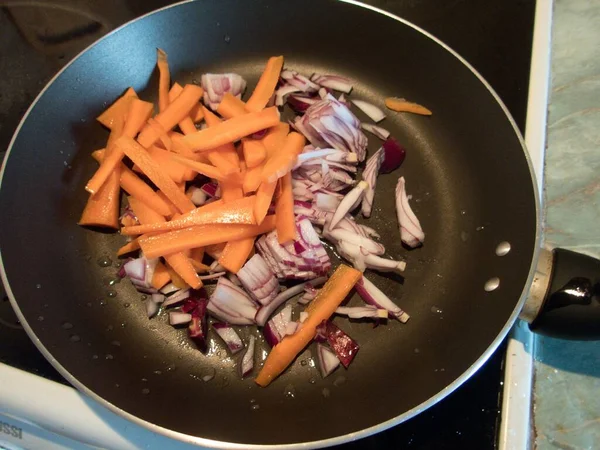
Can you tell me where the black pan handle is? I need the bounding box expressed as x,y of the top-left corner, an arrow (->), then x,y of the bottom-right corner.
521,248 -> 600,340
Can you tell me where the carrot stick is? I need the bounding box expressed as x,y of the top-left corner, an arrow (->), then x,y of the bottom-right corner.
254,180 -> 277,225
189,248 -> 210,273
242,138 -> 267,168
97,87 -> 137,129
220,179 -> 244,202
275,172 -> 297,244
202,106 -> 241,166
243,163 -> 264,194
146,146 -> 195,183
151,261 -> 171,289
116,136 -> 195,213
164,252 -> 202,289
205,243 -> 226,260
165,263 -> 188,288
157,49 -> 170,113
216,92 -> 247,119
261,122 -> 290,157
117,239 -> 141,256
181,107 -> 280,152
127,197 -> 165,225
157,191 -> 179,218
255,264 -> 362,387
139,217 -> 277,259
384,97 -> 432,116
121,196 -> 255,235
86,99 -> 153,195
169,154 -> 228,181
91,149 -> 172,217
137,84 -> 204,148
218,237 -> 256,273
261,132 -> 305,183
245,56 -> 284,112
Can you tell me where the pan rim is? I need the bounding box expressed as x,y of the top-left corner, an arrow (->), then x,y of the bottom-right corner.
0,0 -> 542,448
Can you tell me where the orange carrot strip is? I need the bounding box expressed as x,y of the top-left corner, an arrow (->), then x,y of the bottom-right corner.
220,179 -> 244,202
242,138 -> 267,168
116,136 -> 195,213
96,87 -> 137,129
157,49 -> 170,113
243,163 -> 264,194
137,84 -> 204,148
205,243 -> 226,261
190,104 -> 204,123
384,97 -> 432,116
128,197 -> 165,225
254,180 -> 277,225
218,237 -> 256,274
168,83 -> 184,101
261,132 -> 305,183
216,92 -> 247,119
190,248 -> 210,273
202,106 -> 240,166
117,239 -> 141,256
146,146 -> 195,183
151,261 -> 171,289
169,83 -> 204,124
255,264 -> 362,387
169,154 -> 229,181
121,196 -> 255,235
181,107 -> 280,152
165,263 -> 188,288
164,252 -> 202,289
261,122 -> 290,157
245,56 -> 284,112
157,191 -> 178,218
275,172 -> 297,244
139,217 -> 277,259
86,99 -> 153,195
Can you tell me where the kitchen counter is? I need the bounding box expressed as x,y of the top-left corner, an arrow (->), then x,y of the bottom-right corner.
534,0 -> 600,448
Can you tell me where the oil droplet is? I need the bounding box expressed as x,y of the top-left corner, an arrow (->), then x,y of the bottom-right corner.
414,348 -> 420,354
69,335 -> 80,342
460,210 -> 467,216
108,278 -> 121,286
284,384 -> 296,399
141,295 -> 148,301
251,404 -> 260,411
99,300 -> 107,306
111,340 -> 121,347
250,398 -> 256,403
86,302 -> 92,307
141,378 -> 148,382
62,322 -> 73,330
166,364 -> 176,372
106,325 -> 113,331
106,290 -> 117,298
300,360 -> 307,366
141,388 -> 150,395
121,322 -> 127,328
36,284 -> 42,289
97,256 -> 113,267
322,388 -> 331,398
308,377 -> 316,384
92,354 -> 99,360
153,370 -> 162,375
476,226 -> 485,232
202,368 -> 216,382
431,306 -> 443,314
333,376 -> 346,387
123,303 -> 131,308
105,354 -> 114,360
495,241 -> 511,256
224,34 -> 231,43
115,383 -> 120,388
37,316 -> 44,321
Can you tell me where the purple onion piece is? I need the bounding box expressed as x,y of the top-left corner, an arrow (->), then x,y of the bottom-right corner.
380,138 -> 407,174
188,299 -> 209,352
310,74 -> 353,94
117,264 -> 127,278
163,288 -> 191,307
317,343 -> 341,378
239,335 -> 256,378
299,312 -> 309,323
123,257 -> 145,281
151,293 -> 165,304
169,311 -> 192,326
159,282 -> 180,295
315,321 -> 359,369
328,181 -> 368,230
145,300 -> 159,319
207,277 -> 257,325
351,99 -> 386,123
263,321 -> 281,347
355,277 -> 409,323
237,254 -> 279,306
200,182 -> 219,198
335,306 -> 388,320
361,123 -> 391,140
361,148 -> 384,218
395,176 -> 425,248
201,73 -> 246,110
212,323 -> 244,355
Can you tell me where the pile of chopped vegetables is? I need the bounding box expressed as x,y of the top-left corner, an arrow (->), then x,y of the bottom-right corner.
80,51 -> 427,386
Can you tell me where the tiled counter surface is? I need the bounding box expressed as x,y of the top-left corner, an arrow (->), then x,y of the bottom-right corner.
534,0 -> 600,448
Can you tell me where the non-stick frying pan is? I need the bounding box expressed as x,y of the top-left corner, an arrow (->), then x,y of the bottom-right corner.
1,0 -> 598,448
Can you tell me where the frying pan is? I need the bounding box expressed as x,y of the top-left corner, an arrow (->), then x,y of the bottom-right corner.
1,0 -> 598,447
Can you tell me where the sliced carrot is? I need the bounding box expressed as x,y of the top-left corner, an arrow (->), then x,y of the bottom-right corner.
384,97 -> 432,116
181,107 -> 280,152
241,138 -> 267,168
116,136 -> 195,213
121,215 -> 138,228
137,84 -> 204,148
216,92 -> 247,119
245,56 -> 284,112
261,132 -> 305,183
117,239 -> 141,256
139,217 -> 276,259
121,196 -> 255,235
86,99 -> 153,195
157,191 -> 179,218
127,196 -> 165,225
254,180 -> 277,225
146,146 -> 195,183
168,154 -> 229,181
261,122 -> 290,157
164,252 -> 202,289
91,149 -> 172,217
219,237 -> 256,273
189,248 -> 210,273
165,263 -> 188,288
205,243 -> 226,261
157,49 -> 170,113
79,170 -> 120,228
96,87 -> 137,129
242,163 -> 264,194
220,178 -> 244,202
151,261 -> 171,289
197,107 -> 241,174
190,103 -> 205,123
275,172 -> 297,244
255,264 -> 362,387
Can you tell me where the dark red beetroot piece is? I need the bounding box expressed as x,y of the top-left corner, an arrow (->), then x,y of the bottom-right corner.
380,137 -> 406,173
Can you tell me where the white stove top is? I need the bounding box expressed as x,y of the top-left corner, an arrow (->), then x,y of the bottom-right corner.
0,1 -> 552,448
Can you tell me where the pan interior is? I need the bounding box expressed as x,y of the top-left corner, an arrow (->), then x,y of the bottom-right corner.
0,0 -> 537,445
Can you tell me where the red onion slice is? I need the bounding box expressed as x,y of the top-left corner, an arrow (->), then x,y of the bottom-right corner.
281,70 -> 320,93
361,123 -> 391,140
317,343 -> 341,378
187,186 -> 207,206
145,300 -> 159,318
299,311 -> 309,323
201,182 -> 219,198
335,306 -> 388,319
212,323 -> 244,355
239,336 -> 256,378
207,277 -> 258,325
159,282 -> 180,295
237,254 -> 280,306
169,311 -> 192,326
198,272 -> 226,281
315,321 -> 359,368
151,293 -> 165,304
351,99 -> 386,123
188,299 -> 209,352
355,277 -> 409,322
123,258 -> 145,281
201,73 -> 247,110
315,192 -> 341,212
275,84 -> 302,106
310,74 -> 353,94
163,288 -> 191,307
380,138 -> 407,174
364,254 -> 406,273
328,181 -> 368,230
395,176 -> 425,248
361,148 -> 384,218
325,228 -> 385,255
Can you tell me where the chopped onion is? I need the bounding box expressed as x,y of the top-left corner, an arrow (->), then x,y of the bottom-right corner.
263,321 -> 280,347
169,311 -> 192,326
355,277 -> 409,322
207,277 -> 257,325
325,228 -> 385,255
123,257 -> 145,281
212,323 -> 244,355
395,176 -> 424,248
315,320 -> 359,368
145,300 -> 159,318
255,277 -> 326,326
159,282 -> 180,295
310,74 -> 353,94
361,148 -> 384,218
315,192 -> 341,212
328,181 -> 368,230
335,306 -> 388,319
201,73 -> 246,110
237,254 -> 279,306
151,293 -> 165,304
187,186 -> 207,206
361,123 -> 390,140
351,99 -> 386,123
299,311 -> 309,323
198,271 -> 226,280
275,84 -> 302,106
188,299 -> 209,352
281,70 -> 320,92
364,254 -> 406,273
287,94 -> 319,113
239,336 -> 256,378
163,288 -> 191,307
317,343 -> 341,378
380,138 -> 407,174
